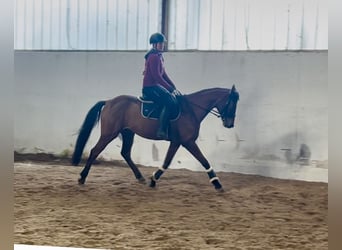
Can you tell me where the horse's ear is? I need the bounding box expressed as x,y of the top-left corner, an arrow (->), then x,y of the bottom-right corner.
231,84 -> 236,92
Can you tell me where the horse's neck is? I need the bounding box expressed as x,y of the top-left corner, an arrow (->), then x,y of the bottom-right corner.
184,88 -> 229,122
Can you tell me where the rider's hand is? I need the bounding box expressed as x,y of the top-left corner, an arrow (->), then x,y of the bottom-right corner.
172,89 -> 182,96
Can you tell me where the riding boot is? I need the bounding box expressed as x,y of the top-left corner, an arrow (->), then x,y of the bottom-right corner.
157,107 -> 169,139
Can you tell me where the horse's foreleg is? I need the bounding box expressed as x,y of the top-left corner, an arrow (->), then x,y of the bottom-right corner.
79,135 -> 114,184
150,142 -> 180,188
183,141 -> 223,191
120,129 -> 145,183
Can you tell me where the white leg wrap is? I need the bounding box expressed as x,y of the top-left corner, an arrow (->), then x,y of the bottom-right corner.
210,177 -> 219,183
158,166 -> 166,172
151,171 -> 158,182
205,167 -> 214,172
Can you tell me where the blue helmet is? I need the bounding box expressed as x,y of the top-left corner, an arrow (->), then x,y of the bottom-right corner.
149,33 -> 167,44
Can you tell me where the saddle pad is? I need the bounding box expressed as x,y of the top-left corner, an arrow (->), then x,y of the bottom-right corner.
138,97 -> 180,121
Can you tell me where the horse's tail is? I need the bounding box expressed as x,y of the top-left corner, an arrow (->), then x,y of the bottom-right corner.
71,101 -> 106,166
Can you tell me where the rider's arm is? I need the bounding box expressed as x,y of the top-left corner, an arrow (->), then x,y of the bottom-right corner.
148,54 -> 175,92
163,71 -> 176,90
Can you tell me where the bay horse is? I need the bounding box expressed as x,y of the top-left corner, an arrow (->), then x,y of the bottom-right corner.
71,85 -> 239,191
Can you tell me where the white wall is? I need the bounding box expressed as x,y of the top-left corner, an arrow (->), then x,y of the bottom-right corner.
14,51 -> 328,182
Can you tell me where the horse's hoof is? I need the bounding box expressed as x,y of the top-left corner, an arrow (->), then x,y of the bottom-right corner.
138,177 -> 146,184
78,178 -> 85,185
215,187 -> 225,193
149,177 -> 156,188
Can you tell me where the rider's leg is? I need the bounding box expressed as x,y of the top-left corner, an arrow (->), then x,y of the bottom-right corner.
142,86 -> 177,140
156,106 -> 170,139
156,89 -> 178,139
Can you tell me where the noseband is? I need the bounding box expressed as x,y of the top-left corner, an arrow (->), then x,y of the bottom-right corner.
220,92 -> 239,120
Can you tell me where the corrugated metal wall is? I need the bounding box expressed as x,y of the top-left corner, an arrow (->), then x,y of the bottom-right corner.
14,0 -> 327,50
15,0 -> 161,50
168,0 -> 328,50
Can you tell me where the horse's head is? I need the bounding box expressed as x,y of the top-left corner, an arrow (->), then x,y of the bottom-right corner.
218,85 -> 239,128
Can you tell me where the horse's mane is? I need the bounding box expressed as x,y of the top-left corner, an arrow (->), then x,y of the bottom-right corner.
184,87 -> 230,100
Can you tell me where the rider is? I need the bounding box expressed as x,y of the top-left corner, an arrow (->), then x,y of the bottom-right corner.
142,32 -> 180,139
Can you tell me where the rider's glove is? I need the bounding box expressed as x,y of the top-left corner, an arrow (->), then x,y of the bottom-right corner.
172,89 -> 182,96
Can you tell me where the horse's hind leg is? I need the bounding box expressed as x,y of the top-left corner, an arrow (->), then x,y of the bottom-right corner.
183,141 -> 223,191
120,129 -> 145,183
79,134 -> 115,184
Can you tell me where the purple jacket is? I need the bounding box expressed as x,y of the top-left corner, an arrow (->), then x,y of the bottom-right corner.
142,49 -> 176,92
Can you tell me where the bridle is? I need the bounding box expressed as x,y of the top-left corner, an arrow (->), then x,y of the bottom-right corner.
187,91 -> 239,120
220,93 -> 239,121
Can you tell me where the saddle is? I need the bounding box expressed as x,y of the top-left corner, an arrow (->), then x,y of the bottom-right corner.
138,96 -> 180,121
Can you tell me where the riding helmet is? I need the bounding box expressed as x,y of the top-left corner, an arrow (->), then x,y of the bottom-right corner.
149,33 -> 167,44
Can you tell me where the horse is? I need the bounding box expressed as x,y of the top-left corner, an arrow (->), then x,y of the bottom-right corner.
71,85 -> 239,191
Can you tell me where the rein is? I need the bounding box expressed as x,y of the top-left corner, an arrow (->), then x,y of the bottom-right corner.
180,88 -> 238,119
186,99 -> 221,118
